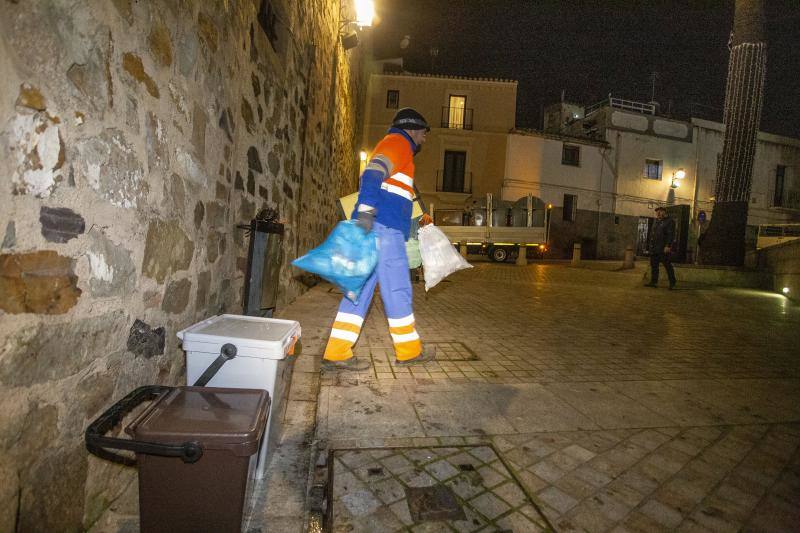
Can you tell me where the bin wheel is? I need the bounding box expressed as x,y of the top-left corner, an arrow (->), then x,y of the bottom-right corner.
490,247 -> 509,262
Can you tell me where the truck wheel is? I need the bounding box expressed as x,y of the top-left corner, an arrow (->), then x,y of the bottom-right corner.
490,247 -> 508,262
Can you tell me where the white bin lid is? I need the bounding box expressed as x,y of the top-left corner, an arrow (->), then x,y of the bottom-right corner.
177,314 -> 301,360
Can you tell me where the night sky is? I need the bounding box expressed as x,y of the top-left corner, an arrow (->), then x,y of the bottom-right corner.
370,1 -> 800,138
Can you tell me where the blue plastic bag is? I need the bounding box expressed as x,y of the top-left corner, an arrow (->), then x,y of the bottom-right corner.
292,220 -> 378,303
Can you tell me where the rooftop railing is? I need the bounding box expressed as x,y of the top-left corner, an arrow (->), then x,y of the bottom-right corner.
584,95 -> 657,117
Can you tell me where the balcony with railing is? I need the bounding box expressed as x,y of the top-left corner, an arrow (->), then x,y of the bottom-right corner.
435,170 -> 473,194
440,106 -> 474,130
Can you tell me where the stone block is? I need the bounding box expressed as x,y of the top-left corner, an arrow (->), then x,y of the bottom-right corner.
161,278 -> 191,313
0,251 -> 81,314
39,206 -> 85,243
66,32 -> 113,113
126,318 -> 165,358
87,228 -> 136,297
197,12 -> 219,52
0,311 -> 126,387
110,0 -> 133,24
247,146 -> 263,172
148,20 -> 173,67
7,112 -> 65,198
218,108 -> 234,143
141,219 -> 194,282
122,52 -> 159,98
268,149 -> 280,175
242,98 -> 255,134
76,129 -> 145,208
177,26 -> 199,77
17,443 -> 87,532
16,83 -> 46,111
194,201 -> 205,229
205,202 -> 227,228
247,170 -> 255,195
2,222 -> 15,249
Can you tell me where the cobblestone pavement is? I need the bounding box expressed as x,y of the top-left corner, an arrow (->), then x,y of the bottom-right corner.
276,262 -> 800,533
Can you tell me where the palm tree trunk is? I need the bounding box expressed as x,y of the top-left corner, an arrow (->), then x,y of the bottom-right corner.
698,0 -> 766,266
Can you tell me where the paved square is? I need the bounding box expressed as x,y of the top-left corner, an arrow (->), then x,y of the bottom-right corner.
298,262 -> 800,532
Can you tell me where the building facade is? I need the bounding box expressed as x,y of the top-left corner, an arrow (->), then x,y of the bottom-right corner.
505,98 -> 800,259
361,70 -> 800,260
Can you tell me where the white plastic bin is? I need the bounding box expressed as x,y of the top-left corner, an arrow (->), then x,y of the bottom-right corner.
177,314 -> 301,479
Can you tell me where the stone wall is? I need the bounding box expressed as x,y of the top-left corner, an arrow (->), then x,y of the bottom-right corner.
0,0 -> 366,530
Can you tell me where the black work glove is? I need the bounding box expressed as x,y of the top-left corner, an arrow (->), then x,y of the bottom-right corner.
356,210 -> 375,232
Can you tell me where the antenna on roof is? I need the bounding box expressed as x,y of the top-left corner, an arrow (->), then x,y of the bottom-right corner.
429,46 -> 439,71
649,72 -> 660,105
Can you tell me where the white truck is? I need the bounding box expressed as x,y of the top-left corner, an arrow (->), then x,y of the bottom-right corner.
435,194 -> 551,262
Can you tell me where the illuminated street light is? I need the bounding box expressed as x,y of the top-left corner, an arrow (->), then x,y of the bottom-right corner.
359,150 -> 368,162
670,168 -> 686,189
783,287 -> 790,294
354,0 -> 375,27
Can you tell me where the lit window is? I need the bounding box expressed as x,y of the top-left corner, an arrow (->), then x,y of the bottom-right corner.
562,144 -> 580,166
644,159 -> 662,180
448,95 -> 466,129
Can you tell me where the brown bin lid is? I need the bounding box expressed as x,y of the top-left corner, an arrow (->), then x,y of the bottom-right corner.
126,386 -> 270,456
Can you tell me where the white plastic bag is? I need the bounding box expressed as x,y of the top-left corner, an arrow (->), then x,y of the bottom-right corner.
418,224 -> 472,291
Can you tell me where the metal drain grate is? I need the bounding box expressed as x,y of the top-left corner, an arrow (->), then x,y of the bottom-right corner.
327,444 -> 549,532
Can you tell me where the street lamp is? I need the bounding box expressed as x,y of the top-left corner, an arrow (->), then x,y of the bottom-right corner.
670,168 -> 686,189
340,0 -> 375,50
354,0 -> 375,28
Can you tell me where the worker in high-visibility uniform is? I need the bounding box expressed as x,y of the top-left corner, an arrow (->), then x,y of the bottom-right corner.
323,108 -> 435,370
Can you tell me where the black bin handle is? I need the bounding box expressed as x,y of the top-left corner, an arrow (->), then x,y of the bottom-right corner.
85,385 -> 203,466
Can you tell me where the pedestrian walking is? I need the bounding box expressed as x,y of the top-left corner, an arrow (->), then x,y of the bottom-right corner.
645,206 -> 677,289
322,108 -> 435,370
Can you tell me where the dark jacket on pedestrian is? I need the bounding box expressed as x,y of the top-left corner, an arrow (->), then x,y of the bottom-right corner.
649,217 -> 675,252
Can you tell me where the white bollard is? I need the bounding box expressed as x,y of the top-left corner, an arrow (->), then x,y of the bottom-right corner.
516,245 -> 527,266
623,246 -> 635,269
571,243 -> 581,266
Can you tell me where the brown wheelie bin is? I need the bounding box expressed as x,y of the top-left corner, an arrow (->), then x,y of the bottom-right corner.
86,385 -> 270,533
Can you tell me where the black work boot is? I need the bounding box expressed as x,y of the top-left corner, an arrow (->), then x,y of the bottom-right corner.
394,346 -> 436,366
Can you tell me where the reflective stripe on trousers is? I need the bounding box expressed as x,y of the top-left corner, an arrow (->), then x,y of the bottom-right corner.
323,222 -> 422,361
